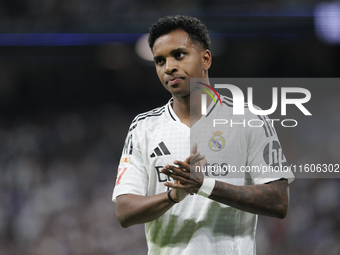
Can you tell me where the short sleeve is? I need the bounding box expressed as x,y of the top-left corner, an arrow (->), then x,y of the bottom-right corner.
112,124 -> 148,202
246,114 -> 295,185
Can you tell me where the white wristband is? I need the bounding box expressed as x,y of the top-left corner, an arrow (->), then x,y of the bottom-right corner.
197,178 -> 216,198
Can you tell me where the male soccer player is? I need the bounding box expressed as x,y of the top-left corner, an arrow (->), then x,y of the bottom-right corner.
113,15 -> 294,254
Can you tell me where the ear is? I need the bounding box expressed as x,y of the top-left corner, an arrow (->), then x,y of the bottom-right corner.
202,49 -> 212,70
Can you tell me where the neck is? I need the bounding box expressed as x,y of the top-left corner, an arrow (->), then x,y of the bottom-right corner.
172,87 -> 212,127
172,95 -> 190,126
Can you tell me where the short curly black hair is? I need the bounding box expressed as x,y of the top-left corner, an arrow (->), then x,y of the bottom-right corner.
148,15 -> 211,51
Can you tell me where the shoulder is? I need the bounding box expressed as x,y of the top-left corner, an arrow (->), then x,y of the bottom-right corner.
219,94 -> 254,111
218,94 -> 251,116
219,94 -> 234,109
220,94 -> 263,118
128,105 -> 167,133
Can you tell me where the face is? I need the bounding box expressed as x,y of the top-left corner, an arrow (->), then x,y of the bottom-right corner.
152,30 -> 211,98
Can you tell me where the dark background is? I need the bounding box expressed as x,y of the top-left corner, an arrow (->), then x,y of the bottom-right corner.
0,1 -> 340,254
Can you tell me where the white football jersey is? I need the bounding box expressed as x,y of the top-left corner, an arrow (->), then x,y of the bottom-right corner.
113,97 -> 294,255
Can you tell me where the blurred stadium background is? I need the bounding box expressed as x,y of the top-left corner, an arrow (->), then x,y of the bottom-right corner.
0,0 -> 340,254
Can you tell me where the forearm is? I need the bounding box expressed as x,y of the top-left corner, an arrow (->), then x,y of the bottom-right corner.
116,192 -> 175,228
208,179 -> 289,218
161,159 -> 289,219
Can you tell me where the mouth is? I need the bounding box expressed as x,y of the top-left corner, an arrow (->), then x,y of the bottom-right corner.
167,77 -> 183,86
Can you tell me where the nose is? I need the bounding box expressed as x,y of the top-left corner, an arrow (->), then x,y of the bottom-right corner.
165,58 -> 177,75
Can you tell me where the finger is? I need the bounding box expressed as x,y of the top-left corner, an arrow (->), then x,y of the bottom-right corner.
165,164 -> 187,175
174,160 -> 191,172
175,160 -> 205,179
191,143 -> 198,155
161,169 -> 190,184
184,152 -> 199,164
184,156 -> 190,164
184,144 -> 198,163
192,159 -> 207,178
172,161 -> 191,173
162,166 -> 189,179
190,153 -> 205,165
200,158 -> 207,167
189,152 -> 200,162
174,163 -> 192,175
184,151 -> 204,164
164,181 -> 186,189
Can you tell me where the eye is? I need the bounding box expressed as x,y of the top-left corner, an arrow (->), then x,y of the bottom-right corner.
155,58 -> 165,65
175,52 -> 185,59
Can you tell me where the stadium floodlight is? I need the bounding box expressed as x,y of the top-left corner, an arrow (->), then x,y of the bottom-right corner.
315,2 -> 340,44
135,33 -> 154,62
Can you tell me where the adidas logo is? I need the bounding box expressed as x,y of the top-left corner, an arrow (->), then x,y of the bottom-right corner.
150,142 -> 171,158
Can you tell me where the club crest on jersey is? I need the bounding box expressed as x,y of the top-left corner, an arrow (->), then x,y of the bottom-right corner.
208,130 -> 225,151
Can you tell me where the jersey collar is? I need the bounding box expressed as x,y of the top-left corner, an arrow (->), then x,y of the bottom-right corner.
166,95 -> 221,122
166,98 -> 180,122
204,93 -> 222,118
